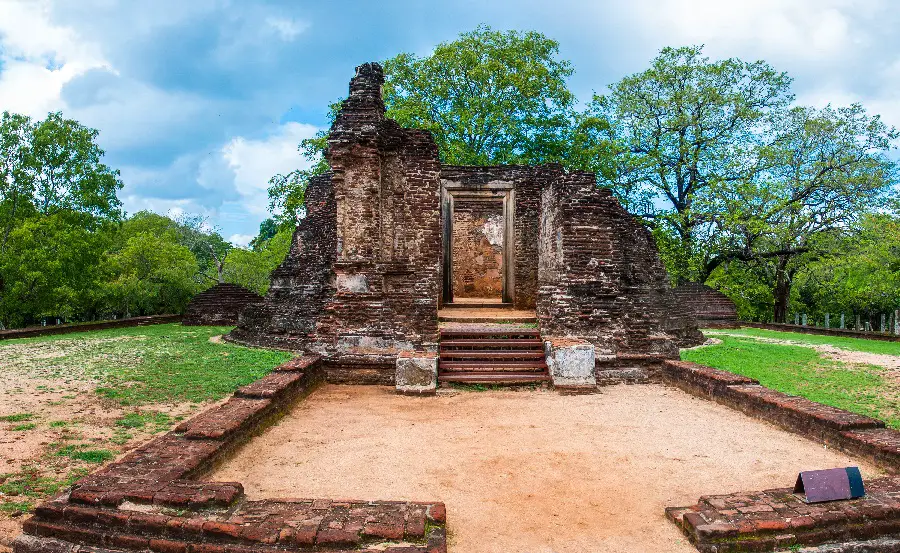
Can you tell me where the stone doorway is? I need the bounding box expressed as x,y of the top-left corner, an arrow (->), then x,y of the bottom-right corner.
441,186 -> 514,305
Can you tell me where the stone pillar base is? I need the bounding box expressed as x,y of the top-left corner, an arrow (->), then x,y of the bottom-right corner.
544,338 -> 596,390
395,352 -> 438,395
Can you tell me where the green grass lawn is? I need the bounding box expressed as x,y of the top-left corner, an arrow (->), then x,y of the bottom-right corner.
0,324 -> 292,515
1,323 -> 292,405
684,331 -> 899,429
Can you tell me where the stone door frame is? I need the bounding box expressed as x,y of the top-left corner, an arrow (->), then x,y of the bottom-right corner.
441,181 -> 515,305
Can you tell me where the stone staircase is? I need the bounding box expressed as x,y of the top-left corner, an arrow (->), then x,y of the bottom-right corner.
438,325 -> 550,385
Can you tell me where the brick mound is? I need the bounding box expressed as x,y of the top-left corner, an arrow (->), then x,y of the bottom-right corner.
14,356 -> 447,553
182,284 -> 263,326
666,477 -> 900,552
673,283 -> 739,328
663,359 -> 900,551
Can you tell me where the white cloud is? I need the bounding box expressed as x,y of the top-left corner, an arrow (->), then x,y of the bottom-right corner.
265,17 -> 309,41
228,233 -> 255,247
221,122 -> 320,216
0,0 -> 109,117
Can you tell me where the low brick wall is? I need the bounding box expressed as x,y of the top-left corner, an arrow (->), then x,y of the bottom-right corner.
0,315 -> 182,341
663,359 -> 900,552
666,476 -> 900,553
14,355 -> 447,553
742,322 -> 900,342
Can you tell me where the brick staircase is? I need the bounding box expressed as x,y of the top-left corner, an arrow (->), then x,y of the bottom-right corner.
438,325 -> 550,385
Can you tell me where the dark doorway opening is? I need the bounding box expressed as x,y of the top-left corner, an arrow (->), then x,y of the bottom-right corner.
441,186 -> 514,306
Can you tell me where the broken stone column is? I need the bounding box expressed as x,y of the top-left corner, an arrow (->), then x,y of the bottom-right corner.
395,352 -> 438,395
544,338 -> 596,389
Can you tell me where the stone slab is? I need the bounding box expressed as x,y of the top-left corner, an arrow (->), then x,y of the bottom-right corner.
544,338 -> 596,388
395,352 -> 438,395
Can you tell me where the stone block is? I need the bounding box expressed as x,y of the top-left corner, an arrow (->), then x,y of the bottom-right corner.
544,338 -> 596,388
395,352 -> 437,395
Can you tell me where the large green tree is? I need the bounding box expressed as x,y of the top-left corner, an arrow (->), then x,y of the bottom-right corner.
383,24 -> 575,165
579,45 -> 793,283
706,104 -> 897,321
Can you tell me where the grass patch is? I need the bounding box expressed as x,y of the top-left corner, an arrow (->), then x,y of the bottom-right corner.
54,444 -> 115,463
708,327 -> 900,356
1,324 -> 292,405
684,335 -> 899,428
11,423 -> 37,431
0,466 -> 89,514
116,411 -> 172,432
0,413 -> 33,422
49,420 -> 69,428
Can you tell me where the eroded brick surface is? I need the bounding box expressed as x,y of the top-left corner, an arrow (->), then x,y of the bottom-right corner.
725,385 -> 884,432
229,61 -> 704,382
673,283 -> 739,328
182,284 -> 262,326
174,398 -> 273,440
666,476 -> 900,553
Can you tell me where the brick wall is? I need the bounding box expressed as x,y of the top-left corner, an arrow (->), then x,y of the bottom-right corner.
230,63 -> 442,383
537,173 -> 704,358
231,62 -> 703,381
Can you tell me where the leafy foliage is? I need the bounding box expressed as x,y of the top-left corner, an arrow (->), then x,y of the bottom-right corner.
383,24 -> 575,165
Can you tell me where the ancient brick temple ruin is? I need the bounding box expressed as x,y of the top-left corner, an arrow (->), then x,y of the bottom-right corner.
229,62 -> 703,390
673,282 -> 739,329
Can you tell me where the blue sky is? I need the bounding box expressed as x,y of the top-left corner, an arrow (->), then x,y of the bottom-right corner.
1,0 -> 898,245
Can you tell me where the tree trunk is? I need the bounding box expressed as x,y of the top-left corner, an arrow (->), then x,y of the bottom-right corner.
772,257 -> 791,323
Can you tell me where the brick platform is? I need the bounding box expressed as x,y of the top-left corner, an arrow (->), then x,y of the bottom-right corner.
666,476 -> 900,552
663,359 -> 900,551
14,356 -> 447,553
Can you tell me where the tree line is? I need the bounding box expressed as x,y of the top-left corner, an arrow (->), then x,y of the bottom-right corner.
270,25 -> 899,324
0,111 -> 290,328
1,26 -> 897,328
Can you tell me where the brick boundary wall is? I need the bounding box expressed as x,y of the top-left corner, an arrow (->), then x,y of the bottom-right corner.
742,322 -> 900,342
662,359 -> 900,552
13,355 -> 447,553
0,315 -> 183,341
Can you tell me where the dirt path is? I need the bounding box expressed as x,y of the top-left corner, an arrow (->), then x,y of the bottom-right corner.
710,332 -> 900,372
212,384 -> 880,553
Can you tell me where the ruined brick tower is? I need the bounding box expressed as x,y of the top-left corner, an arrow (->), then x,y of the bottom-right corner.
229,62 -> 702,385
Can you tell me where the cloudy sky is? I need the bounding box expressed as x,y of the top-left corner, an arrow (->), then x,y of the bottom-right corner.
1,0 -> 898,246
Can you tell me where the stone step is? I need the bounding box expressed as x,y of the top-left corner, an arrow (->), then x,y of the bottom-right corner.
439,339 -> 544,349
438,371 -> 551,384
440,350 -> 545,359
440,328 -> 540,338
439,360 -> 548,371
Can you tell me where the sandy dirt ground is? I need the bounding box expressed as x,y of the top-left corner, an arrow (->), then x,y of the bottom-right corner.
0,336 -> 198,551
212,384 -> 880,553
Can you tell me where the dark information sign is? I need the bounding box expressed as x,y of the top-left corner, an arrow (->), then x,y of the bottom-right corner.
794,467 -> 865,503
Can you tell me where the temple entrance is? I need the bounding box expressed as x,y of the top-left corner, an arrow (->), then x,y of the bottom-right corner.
441,185 -> 514,305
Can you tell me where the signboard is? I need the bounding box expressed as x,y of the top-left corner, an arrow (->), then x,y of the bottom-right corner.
794,467 -> 865,503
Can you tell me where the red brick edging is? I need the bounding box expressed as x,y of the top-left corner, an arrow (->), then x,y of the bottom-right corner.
14,355 -> 447,553
742,322 -> 900,342
662,360 -> 900,551
0,315 -> 183,341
